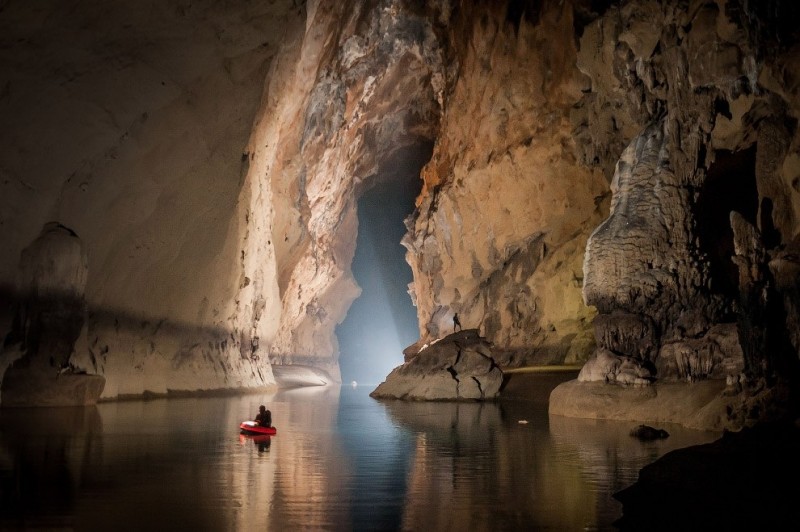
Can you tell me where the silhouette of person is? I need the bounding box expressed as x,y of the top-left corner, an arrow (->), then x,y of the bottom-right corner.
255,405 -> 272,427
453,313 -> 462,332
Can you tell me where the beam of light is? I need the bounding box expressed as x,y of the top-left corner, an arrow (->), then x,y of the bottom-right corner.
336,170 -> 421,386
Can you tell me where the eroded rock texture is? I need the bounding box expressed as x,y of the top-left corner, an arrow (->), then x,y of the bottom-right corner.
237,0 -> 445,380
371,329 -> 503,400
404,1 -> 608,367
1,0 -> 799,412
573,0 -> 800,426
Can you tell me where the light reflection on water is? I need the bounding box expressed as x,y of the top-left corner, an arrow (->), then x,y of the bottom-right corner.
0,374 -> 720,531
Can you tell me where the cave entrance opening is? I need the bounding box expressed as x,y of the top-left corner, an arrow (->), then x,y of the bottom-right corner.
695,145 -> 758,300
336,143 -> 431,385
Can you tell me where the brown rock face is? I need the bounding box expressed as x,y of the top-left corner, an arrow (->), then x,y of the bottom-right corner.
1,0 -> 798,413
371,329 -> 503,401
404,1 -> 607,366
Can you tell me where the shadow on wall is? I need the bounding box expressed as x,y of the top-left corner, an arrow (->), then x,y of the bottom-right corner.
0,285 -> 252,374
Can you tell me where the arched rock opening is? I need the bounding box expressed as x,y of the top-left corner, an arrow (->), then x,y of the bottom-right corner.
337,142 -> 431,384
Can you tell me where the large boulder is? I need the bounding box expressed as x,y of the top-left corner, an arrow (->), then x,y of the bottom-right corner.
370,330 -> 503,401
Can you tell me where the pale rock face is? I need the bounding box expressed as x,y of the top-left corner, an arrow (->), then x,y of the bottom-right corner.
0,0 -> 300,397
5,222 -> 89,369
237,0 -> 445,380
1,223 -> 106,405
577,348 -> 653,386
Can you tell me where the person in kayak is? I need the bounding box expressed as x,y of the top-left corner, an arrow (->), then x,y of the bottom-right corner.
255,405 -> 272,427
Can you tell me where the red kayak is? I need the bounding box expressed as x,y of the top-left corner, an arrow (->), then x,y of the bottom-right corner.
240,421 -> 277,435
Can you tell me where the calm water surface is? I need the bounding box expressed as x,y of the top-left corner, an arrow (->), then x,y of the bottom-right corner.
0,373 -> 720,531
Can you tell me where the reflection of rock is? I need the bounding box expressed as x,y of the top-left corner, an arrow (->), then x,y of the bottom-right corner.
548,414 -> 718,474
546,412 -> 720,522
370,330 -> 503,400
549,378 -> 738,431
1,223 -> 104,406
0,406 -> 102,525
0,404 -> 102,437
380,398 -> 501,450
629,424 -> 668,440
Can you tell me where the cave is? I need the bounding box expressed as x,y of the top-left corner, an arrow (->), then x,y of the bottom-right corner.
337,143 -> 429,385
1,0 -> 800,527
695,146 -> 759,300
0,0 -> 796,414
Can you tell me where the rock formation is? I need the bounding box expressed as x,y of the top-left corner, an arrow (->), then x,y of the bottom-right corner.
629,424 -> 669,440
370,329 -> 503,401
403,1 -> 607,367
0,0 -> 798,423
0,0 -> 297,399
1,223 -> 105,406
552,0 -> 800,429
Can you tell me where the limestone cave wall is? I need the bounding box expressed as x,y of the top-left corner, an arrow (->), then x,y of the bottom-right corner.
0,0 -> 304,398
404,1 -> 609,365
1,0 -> 799,401
577,0 -> 800,392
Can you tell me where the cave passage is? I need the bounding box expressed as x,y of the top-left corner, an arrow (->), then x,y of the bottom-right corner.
336,151 -> 426,385
695,145 -> 758,299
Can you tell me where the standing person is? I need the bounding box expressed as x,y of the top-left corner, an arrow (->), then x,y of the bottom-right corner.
453,313 -> 462,332
255,405 -> 272,427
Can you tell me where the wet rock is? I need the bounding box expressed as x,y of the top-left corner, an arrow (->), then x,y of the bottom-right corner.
614,423 -> 800,531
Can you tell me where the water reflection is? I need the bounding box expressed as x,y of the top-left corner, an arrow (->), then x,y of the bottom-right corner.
378,391 -> 720,531
0,377 -> 721,531
239,433 -> 272,452
0,407 -> 102,529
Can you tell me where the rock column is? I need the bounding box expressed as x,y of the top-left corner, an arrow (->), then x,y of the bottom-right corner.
1,222 -> 104,406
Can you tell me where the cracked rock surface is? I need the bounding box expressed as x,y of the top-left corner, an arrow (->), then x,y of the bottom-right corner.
370,329 -> 503,401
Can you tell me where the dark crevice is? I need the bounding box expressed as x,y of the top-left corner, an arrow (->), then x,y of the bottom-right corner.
472,375 -> 484,398
446,365 -> 458,381
695,146 -> 758,299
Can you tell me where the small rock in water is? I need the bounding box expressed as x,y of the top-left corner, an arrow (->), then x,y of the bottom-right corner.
630,424 -> 669,440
